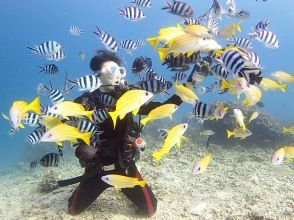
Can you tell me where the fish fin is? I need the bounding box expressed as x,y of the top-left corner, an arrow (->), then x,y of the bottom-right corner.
25,97 -> 41,114
119,113 -> 126,120
157,48 -> 168,62
226,130 -> 233,139
80,132 -> 92,146
152,151 -> 164,161
139,179 -> 147,187
146,37 -> 158,48
237,94 -> 240,100
84,110 -> 94,122
132,108 -> 140,116
114,187 -> 121,192
187,51 -> 195,57
220,79 -> 229,91
108,111 -> 117,129
1,113 -> 9,120
19,123 -> 25,128
140,117 -> 149,126
161,1 -> 171,10
56,142 -> 63,147
176,140 -> 181,148
280,84 -> 287,92
169,114 -> 173,120
181,136 -> 190,143
117,7 -> 124,16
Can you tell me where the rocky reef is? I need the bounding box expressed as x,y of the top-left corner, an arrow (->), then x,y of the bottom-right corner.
37,170 -> 59,193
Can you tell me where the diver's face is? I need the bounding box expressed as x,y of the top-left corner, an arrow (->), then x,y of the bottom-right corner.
97,61 -> 126,91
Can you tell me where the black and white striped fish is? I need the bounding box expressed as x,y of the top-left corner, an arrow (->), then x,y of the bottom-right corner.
162,0 -> 193,18
132,56 -> 152,74
255,19 -> 270,30
187,63 -> 211,86
140,67 -> 158,82
93,27 -> 119,53
192,101 -> 212,123
228,36 -> 252,49
30,160 -> 38,169
23,112 -> 40,127
183,18 -> 202,25
27,41 -> 61,57
44,82 -> 64,105
47,50 -> 66,61
36,83 -> 48,95
246,50 -> 261,68
39,64 -> 59,75
69,25 -> 85,36
131,0 -> 152,8
228,9 -> 250,20
172,72 -> 187,82
218,50 -> 245,75
41,105 -> 63,119
77,119 -> 96,133
39,153 -> 60,167
207,13 -> 219,35
249,29 -> 279,49
137,79 -> 168,94
96,93 -> 116,108
26,127 -> 45,144
135,39 -> 145,47
67,74 -> 102,93
119,40 -> 138,53
211,64 -> 229,79
162,52 -> 199,70
93,108 -> 109,123
117,7 -> 146,21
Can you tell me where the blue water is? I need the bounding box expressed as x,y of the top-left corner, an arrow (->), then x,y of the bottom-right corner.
0,0 -> 293,167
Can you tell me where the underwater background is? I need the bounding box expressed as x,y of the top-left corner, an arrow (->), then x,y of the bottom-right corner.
0,0 -> 293,219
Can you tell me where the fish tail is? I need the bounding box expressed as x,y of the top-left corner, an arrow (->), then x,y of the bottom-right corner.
146,37 -> 158,48
161,1 -> 171,10
152,151 -> 164,161
93,26 -> 102,37
108,111 -> 118,129
220,79 -> 229,91
26,97 -> 41,114
140,117 -> 149,126
226,130 -> 233,139
139,179 -> 147,187
280,84 -> 287,92
38,66 -> 45,73
157,48 -> 168,62
84,110 -> 94,122
27,46 -> 38,55
117,7 -> 124,16
282,127 -> 288,133
80,132 -> 92,146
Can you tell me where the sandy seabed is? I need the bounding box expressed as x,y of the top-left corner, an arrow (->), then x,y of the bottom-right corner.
0,143 -> 293,220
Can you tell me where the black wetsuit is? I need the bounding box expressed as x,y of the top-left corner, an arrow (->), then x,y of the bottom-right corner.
68,85 -> 182,216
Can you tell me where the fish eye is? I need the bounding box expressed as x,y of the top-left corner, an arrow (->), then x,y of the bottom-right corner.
145,92 -> 149,96
54,107 -> 58,110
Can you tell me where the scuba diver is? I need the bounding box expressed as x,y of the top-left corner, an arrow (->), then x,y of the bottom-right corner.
58,50 -> 183,216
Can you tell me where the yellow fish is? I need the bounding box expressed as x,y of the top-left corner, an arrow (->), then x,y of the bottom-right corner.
227,128 -> 252,140
101,174 -> 146,190
271,71 -> 294,84
283,126 -> 294,135
218,21 -> 243,40
220,78 -> 249,99
40,123 -> 92,146
192,154 -> 212,174
157,34 -> 221,62
48,101 -> 94,122
242,85 -> 262,107
152,123 -> 188,161
108,90 -> 153,128
3,97 -> 41,130
272,146 -> 294,165
233,109 -> 246,131
147,26 -> 185,48
260,77 -> 287,92
174,81 -> 199,104
248,111 -> 259,123
39,115 -> 62,130
140,104 -> 179,126
180,24 -> 212,38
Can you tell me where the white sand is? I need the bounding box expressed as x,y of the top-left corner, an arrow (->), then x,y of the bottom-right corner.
0,143 -> 293,220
